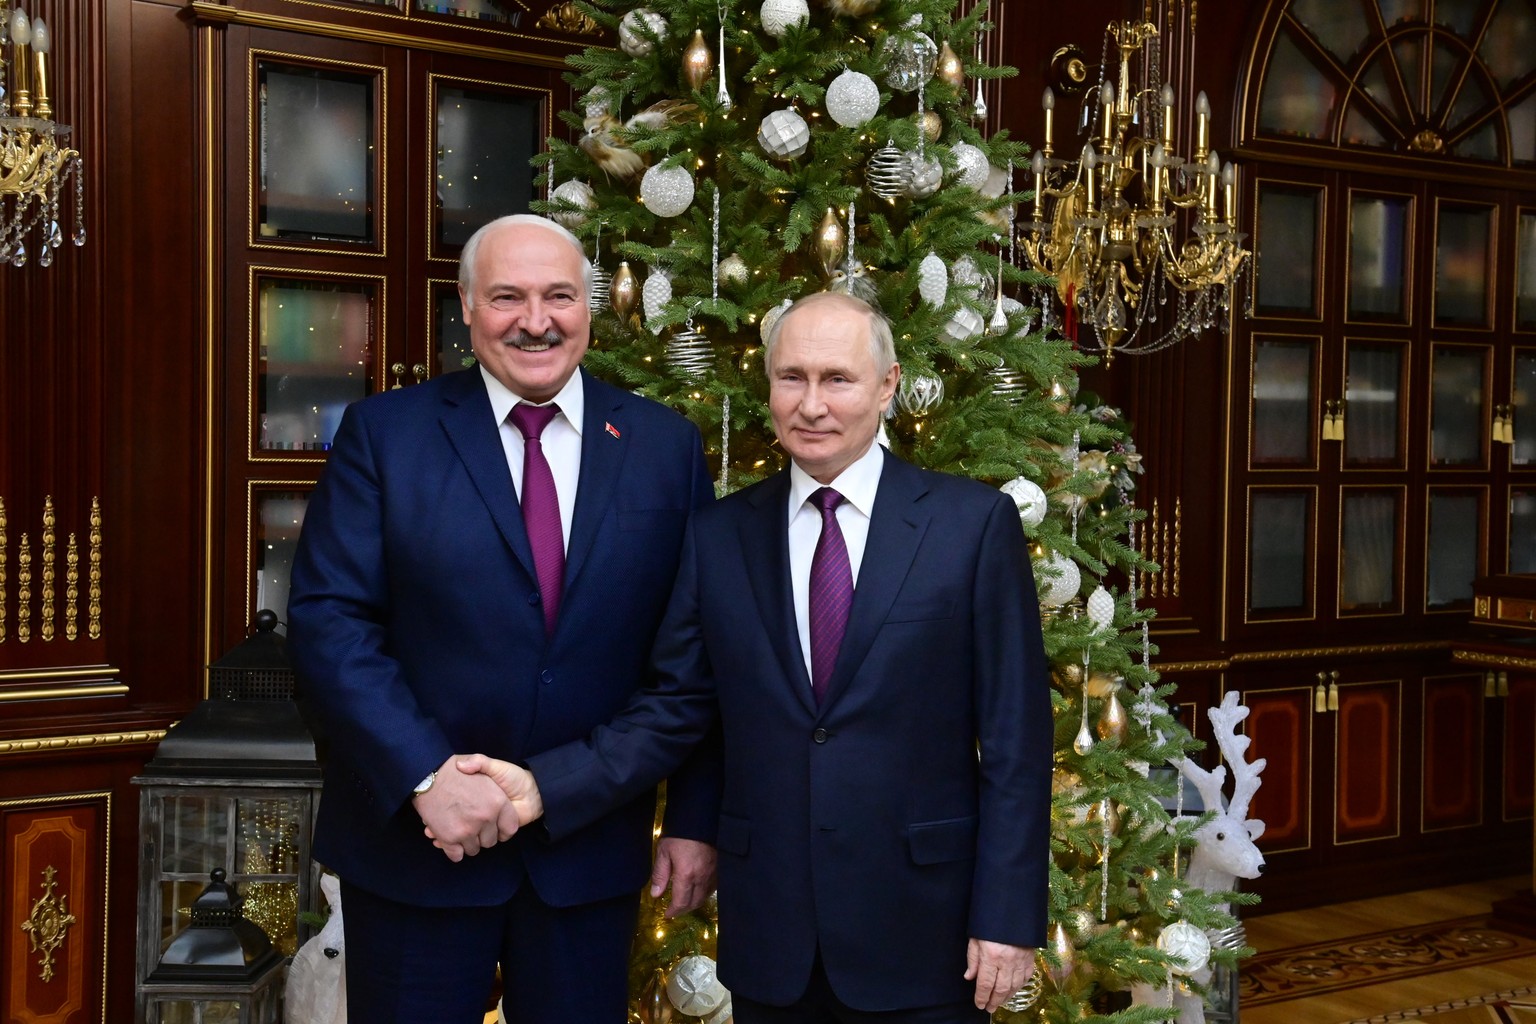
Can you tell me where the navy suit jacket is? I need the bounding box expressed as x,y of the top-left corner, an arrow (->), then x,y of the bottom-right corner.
287,366 -> 716,909
531,448 -> 1052,1009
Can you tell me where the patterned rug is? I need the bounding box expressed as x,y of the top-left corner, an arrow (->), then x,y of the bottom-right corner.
1241,916 -> 1536,1006
1338,989 -> 1536,1023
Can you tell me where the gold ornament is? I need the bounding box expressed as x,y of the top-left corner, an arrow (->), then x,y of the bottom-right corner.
639,968 -> 674,1024
611,261 -> 640,320
1097,691 -> 1129,744
936,41 -> 965,88
1053,663 -> 1084,688
1084,669 -> 1118,698
815,207 -> 845,277
919,110 -> 942,142
683,30 -> 714,92
1044,921 -> 1075,989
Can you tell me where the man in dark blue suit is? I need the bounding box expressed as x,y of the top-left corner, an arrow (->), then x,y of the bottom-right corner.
286,214 -> 718,1024
464,291 -> 1052,1024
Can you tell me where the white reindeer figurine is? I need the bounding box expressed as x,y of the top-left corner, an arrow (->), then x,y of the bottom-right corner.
1132,690 -> 1266,1023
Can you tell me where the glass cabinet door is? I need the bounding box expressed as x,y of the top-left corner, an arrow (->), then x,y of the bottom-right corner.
1339,486 -> 1403,615
1348,192 -> 1411,321
1255,183 -> 1324,317
1429,345 -> 1489,468
1252,336 -> 1319,467
1344,340 -> 1407,467
432,280 -> 474,377
431,77 -> 546,254
1517,210 -> 1536,330
1425,488 -> 1484,611
1512,488 -> 1536,573
253,489 -> 309,626
1248,488 -> 1315,618
1515,349 -> 1535,467
1434,200 -> 1494,328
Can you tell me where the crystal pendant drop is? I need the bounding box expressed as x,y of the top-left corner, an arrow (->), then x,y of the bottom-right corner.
11,242 -> 27,268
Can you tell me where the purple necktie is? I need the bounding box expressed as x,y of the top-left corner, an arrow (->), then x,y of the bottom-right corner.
509,403 -> 564,636
808,487 -> 852,705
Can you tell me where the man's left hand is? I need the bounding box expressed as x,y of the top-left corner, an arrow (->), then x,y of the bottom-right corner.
964,938 -> 1036,1013
650,837 -> 717,919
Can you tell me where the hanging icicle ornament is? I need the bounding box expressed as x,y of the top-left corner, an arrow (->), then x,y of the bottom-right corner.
666,316 -> 713,381
550,180 -> 595,228
716,1 -> 733,110
758,108 -> 811,159
828,202 -> 874,300
973,80 -> 988,121
826,69 -> 880,127
758,0 -> 808,38
710,186 -> 722,301
988,249 -> 1008,335
641,267 -> 673,331
618,8 -> 668,57
866,142 -> 912,200
1099,795 -> 1113,918
917,251 -> 948,306
1074,642 -> 1094,755
640,163 -> 696,217
718,393 -> 732,493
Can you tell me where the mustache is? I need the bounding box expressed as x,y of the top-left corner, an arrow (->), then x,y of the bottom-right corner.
500,329 -> 563,348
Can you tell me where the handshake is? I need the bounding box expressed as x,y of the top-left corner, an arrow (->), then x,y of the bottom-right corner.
412,754 -> 543,863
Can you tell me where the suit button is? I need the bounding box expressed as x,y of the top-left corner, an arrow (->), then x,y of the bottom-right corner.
813,728 -> 828,743
528,592 -> 541,606
540,669 -> 554,685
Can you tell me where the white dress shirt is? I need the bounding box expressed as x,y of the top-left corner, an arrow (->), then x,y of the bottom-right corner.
787,440 -> 885,686
481,366 -> 584,554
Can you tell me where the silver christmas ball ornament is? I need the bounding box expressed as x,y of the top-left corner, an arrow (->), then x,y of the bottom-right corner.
941,305 -> 984,345
949,142 -> 990,190
1158,920 -> 1213,976
549,180 -> 595,228
759,297 -> 793,344
718,254 -> 750,286
1001,477 -> 1048,527
640,163 -> 695,218
618,8 -> 668,57
759,0 -> 809,38
1035,551 -> 1082,608
826,69 -> 880,128
881,30 -> 938,92
896,374 -> 944,416
666,955 -> 728,1017
758,108 -> 811,159
904,152 -> 943,198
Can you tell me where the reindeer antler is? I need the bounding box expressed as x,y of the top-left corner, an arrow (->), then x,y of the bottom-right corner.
1207,691 -> 1265,821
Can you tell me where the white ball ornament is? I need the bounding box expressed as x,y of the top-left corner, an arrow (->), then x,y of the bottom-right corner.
760,297 -> 794,344
1086,585 -> 1116,631
549,180 -> 595,228
758,108 -> 811,159
759,0 -> 809,38
640,163 -> 695,218
1035,551 -> 1082,608
619,8 -> 668,57
950,142 -> 990,190
826,69 -> 880,128
917,251 -> 948,306
704,1000 -> 734,1024
718,254 -> 750,286
1001,477 -> 1048,528
896,373 -> 945,416
904,153 -> 943,198
941,305 -> 984,345
666,955 -> 729,1016
1157,920 -> 1213,976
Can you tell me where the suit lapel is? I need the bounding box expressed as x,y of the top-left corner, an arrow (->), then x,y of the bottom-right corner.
565,370 -> 628,591
437,370 -> 538,584
822,449 -> 931,709
741,472 -> 819,716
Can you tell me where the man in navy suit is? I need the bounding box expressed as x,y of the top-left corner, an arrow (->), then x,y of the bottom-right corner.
286,214 -> 718,1024
463,291 -> 1052,1023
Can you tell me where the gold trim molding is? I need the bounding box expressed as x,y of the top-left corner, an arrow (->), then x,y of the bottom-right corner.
0,496 -> 103,644
1231,640 -> 1449,663
20,865 -> 76,983
1452,649 -> 1536,672
0,730 -> 165,757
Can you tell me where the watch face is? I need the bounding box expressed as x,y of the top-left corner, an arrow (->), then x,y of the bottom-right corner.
414,772 -> 436,794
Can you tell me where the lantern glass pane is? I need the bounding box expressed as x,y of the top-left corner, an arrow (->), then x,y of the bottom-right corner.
163,795 -> 228,873
235,796 -> 304,875
159,879 -> 211,949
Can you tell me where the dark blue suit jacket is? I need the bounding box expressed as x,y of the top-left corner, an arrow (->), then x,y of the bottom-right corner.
287,366 -> 715,909
531,449 -> 1052,1009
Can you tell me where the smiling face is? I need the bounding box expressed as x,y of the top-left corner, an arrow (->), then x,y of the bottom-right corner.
767,295 -> 900,484
460,221 -> 591,403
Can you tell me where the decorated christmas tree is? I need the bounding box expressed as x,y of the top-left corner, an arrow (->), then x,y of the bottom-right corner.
531,0 -> 1257,1020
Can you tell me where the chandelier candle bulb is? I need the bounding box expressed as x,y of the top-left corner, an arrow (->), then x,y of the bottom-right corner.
1161,84 -> 1175,148
1042,87 -> 1056,156
1223,162 -> 1237,227
1205,150 -> 1221,218
30,16 -> 48,119
1100,80 -> 1115,148
1082,143 -> 1097,212
1149,143 -> 1166,208
1031,150 -> 1045,220
1194,90 -> 1211,162
10,6 -> 31,113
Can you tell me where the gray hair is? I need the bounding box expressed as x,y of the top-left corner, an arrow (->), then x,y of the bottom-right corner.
458,214 -> 594,297
764,292 -> 897,378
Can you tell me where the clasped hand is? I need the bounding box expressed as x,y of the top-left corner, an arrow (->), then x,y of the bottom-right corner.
415,754 -> 544,862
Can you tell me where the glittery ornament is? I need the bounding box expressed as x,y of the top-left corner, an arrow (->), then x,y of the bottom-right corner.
1158,920 -> 1213,976
814,207 -> 845,276
896,374 -> 944,416
881,30 -> 937,92
618,8 -> 668,57
640,163 -> 695,217
1097,691 -> 1128,743
1044,921 -> 1075,988
666,319 -> 713,381
1086,585 -> 1115,630
682,30 -> 714,91
642,267 -> 673,327
759,0 -> 809,38
866,142 -> 912,199
1001,477 -> 1048,527
717,254 -> 749,285
941,305 -> 984,345
760,297 -> 793,343
919,110 -> 942,142
1036,550 -> 1081,607
585,85 -> 616,120
951,255 -> 987,293
666,955 -> 728,1016
826,69 -> 880,127
904,153 -> 942,198
549,180 -> 595,228
758,108 -> 810,158
609,261 -> 640,319
935,41 -> 965,88
1001,972 -> 1042,1013
950,142 -> 989,190
916,251 -> 947,306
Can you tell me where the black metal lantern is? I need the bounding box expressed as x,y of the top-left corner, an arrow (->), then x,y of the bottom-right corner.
135,612 -> 322,1024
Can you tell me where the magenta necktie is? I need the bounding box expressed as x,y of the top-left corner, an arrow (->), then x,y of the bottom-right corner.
808,487 -> 852,705
509,403 -> 564,636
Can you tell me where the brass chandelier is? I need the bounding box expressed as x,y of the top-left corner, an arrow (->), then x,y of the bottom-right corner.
1022,5 -> 1247,363
1,1 -> 84,268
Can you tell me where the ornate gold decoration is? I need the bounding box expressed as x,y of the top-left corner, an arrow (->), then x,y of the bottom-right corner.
40,496 -> 54,641
17,531 -> 30,642
0,727 -> 160,755
1452,649 -> 1536,671
536,2 -> 601,35
1410,129 -> 1445,154
65,533 -> 77,639
88,498 -> 101,639
0,1 -> 86,266
1232,640 -> 1448,663
19,865 -> 75,982
1024,3 -> 1249,363
1,495 -> 7,644
1173,497 -> 1182,598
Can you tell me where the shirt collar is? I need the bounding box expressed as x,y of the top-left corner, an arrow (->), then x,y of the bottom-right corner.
481,365 -> 585,436
788,437 -> 884,519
